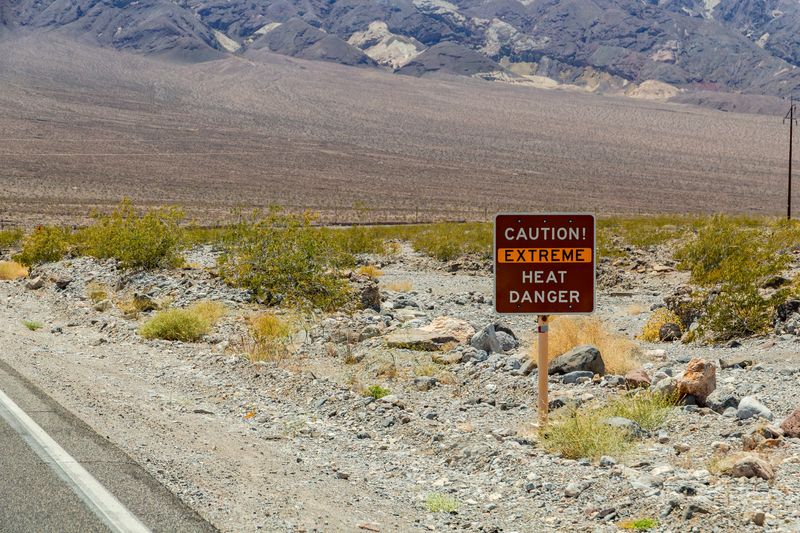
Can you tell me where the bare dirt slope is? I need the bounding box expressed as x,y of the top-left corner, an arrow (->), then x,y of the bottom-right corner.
0,35 -> 794,225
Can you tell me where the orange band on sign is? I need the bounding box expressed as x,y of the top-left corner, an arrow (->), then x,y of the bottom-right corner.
498,248 -> 593,263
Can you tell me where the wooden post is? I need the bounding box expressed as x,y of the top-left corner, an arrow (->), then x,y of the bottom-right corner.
538,315 -> 549,426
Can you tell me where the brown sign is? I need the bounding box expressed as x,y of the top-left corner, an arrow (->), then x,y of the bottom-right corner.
494,213 -> 595,314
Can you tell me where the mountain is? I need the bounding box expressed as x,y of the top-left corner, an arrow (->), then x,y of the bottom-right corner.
3,0 -> 800,110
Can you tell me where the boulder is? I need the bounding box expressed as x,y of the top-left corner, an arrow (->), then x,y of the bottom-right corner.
719,355 -> 755,370
25,277 -> 44,290
659,323 -> 681,342
705,389 -> 740,414
384,329 -> 456,351
603,416 -> 646,438
562,370 -> 594,384
413,376 -> 437,391
653,376 -> 678,397
737,396 -> 773,421
360,281 -> 381,311
677,358 -> 716,406
495,331 -> 518,352
727,455 -> 774,480
548,345 -> 605,375
431,351 -> 463,365
421,316 -> 475,345
625,368 -> 651,389
742,425 -> 784,451
470,325 -> 501,353
780,408 -> 800,438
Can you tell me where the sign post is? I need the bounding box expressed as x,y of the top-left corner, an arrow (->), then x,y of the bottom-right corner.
494,214 -> 596,426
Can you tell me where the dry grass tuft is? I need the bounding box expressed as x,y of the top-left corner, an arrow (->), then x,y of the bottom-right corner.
638,308 -> 683,342
356,264 -> 384,279
245,312 -> 295,362
189,300 -> 226,324
0,261 -> 28,280
384,280 -> 413,292
535,316 -> 640,375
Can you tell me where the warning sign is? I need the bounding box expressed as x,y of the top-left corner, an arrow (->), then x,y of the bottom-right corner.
494,213 -> 595,314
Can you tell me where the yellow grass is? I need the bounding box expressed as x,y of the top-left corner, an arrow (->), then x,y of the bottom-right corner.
384,280 -> 413,292
246,312 -> 295,361
189,300 -> 226,324
533,316 -> 640,375
356,265 -> 384,279
638,308 -> 683,342
0,261 -> 28,280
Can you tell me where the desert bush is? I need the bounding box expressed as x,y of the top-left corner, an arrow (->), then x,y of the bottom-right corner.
190,300 -> 226,324
14,226 -> 71,266
425,493 -> 459,513
356,265 -> 383,278
218,210 -> 352,310
0,228 -> 24,249
397,222 -> 491,261
365,384 -> 390,399
541,404 -> 632,460
75,200 -> 184,269
0,261 -> 28,280
675,216 -> 792,341
638,308 -> 683,342
538,317 -> 640,374
139,301 -> 222,342
604,391 -> 676,431
245,312 -> 295,361
383,280 -> 413,292
618,517 -> 659,531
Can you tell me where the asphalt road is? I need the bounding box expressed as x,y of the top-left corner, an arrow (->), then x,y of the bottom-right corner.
0,360 -> 216,533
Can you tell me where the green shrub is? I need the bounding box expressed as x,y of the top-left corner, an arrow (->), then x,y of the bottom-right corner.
425,493 -> 459,513
23,320 -> 43,331
408,222 -> 492,261
541,405 -> 632,460
0,228 -> 24,249
619,517 -> 659,531
604,391 -> 676,432
139,301 -> 222,342
365,384 -> 390,399
76,200 -> 184,269
218,210 -> 353,311
245,312 -> 296,361
14,226 -> 71,266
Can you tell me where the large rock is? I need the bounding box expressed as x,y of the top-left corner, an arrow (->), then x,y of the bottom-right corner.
470,322 -> 518,354
705,389 -> 740,414
421,316 -> 475,345
677,358 -> 716,406
727,455 -> 775,480
625,368 -> 651,389
652,376 -> 678,397
359,281 -> 381,311
548,345 -> 605,376
737,396 -> 773,421
780,408 -> 800,438
384,329 -> 456,351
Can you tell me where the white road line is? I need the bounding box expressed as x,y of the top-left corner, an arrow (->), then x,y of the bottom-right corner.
0,388 -> 151,533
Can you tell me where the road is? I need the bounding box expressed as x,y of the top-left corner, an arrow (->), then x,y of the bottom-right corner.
0,360 -> 216,533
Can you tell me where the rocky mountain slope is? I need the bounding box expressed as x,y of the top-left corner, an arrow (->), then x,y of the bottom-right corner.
3,0 -> 800,106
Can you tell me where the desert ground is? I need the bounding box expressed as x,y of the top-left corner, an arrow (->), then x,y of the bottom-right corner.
0,35 -> 796,226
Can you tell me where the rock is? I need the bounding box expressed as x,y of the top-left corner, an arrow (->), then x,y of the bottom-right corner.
384,329 -> 456,351
394,308 -> 427,323
360,282 -> 381,311
562,370 -> 594,384
599,456 -> 617,467
470,325 -> 502,353
603,416 -> 646,438
495,331 -> 518,352
25,277 -> 44,290
564,480 -> 590,498
737,396 -> 773,421
652,376 -> 678,398
659,323 -> 681,342
752,511 -> 766,527
93,300 -> 111,312
413,376 -> 437,391
53,277 -> 72,290
720,355 -> 755,369
420,316 -> 475,345
705,389 -> 740,414
727,455 -> 774,480
677,358 -> 716,406
548,345 -> 605,375
624,368 -> 651,389
780,408 -> 800,438
743,425 -> 784,451
602,374 -> 626,387
431,351 -> 463,365
359,324 -> 383,341
519,358 -> 537,376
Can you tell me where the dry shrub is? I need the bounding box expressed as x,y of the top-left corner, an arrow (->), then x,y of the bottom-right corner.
0,261 -> 28,280
245,312 -> 295,361
541,404 -> 632,460
536,316 -> 640,375
139,301 -> 224,342
384,280 -> 413,292
638,308 -> 683,342
189,300 -> 226,324
356,265 -> 383,279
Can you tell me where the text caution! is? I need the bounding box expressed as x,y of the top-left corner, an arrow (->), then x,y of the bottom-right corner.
494,214 -> 596,314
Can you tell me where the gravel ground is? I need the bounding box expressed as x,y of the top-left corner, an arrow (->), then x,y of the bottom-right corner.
1,243 -> 799,532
